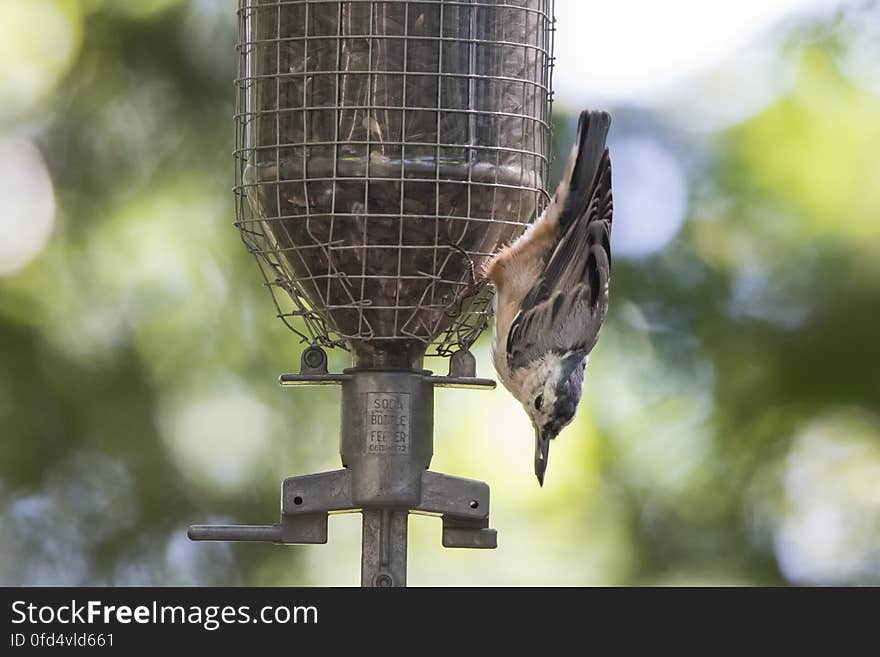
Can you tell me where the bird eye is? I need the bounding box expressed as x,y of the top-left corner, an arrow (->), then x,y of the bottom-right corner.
534,394 -> 543,410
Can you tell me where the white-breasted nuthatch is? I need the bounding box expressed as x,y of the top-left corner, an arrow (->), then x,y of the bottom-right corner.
484,110 -> 613,485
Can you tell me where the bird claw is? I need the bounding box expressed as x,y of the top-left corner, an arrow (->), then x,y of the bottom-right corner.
444,278 -> 487,318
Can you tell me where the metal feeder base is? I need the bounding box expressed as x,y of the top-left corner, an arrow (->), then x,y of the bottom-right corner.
189,349 -> 497,587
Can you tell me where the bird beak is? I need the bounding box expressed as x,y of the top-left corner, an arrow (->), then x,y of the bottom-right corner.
534,427 -> 551,486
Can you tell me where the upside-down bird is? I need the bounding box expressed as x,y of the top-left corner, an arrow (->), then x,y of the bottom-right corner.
484,110 -> 613,486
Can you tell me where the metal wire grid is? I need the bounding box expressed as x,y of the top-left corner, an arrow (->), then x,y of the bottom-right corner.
234,0 -> 554,358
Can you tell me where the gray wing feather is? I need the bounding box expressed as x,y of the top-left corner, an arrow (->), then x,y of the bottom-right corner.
506,149 -> 612,370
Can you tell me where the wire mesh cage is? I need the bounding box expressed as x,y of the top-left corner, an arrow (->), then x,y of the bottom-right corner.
234,0 -> 555,366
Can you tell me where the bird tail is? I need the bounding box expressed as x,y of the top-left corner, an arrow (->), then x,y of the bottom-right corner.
560,110 -> 611,230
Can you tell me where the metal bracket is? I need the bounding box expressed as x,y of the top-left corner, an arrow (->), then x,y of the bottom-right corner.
448,348 -> 477,377
300,345 -> 329,374
187,514 -> 328,545
190,346 -> 498,586
442,517 -> 497,550
279,372 -> 351,386
190,468 -> 496,549
280,347 -> 495,389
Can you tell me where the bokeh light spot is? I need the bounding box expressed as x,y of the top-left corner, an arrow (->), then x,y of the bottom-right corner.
0,138 -> 56,276
0,0 -> 83,119
610,138 -> 688,258
775,412 -> 880,585
159,384 -> 274,493
553,0 -> 843,103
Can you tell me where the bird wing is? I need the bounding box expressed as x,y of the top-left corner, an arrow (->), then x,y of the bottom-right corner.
506,148 -> 612,370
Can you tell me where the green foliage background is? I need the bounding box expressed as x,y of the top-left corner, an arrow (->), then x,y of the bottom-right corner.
1,0 -> 878,585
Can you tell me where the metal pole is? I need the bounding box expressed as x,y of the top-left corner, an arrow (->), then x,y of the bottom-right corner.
340,367 -> 432,588
361,510 -> 408,587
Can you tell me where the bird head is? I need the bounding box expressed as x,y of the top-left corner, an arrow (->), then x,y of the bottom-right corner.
517,352 -> 588,485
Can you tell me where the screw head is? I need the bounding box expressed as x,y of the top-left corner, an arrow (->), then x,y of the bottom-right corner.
374,573 -> 394,587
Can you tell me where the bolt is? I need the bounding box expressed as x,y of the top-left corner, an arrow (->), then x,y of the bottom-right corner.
374,573 -> 393,587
